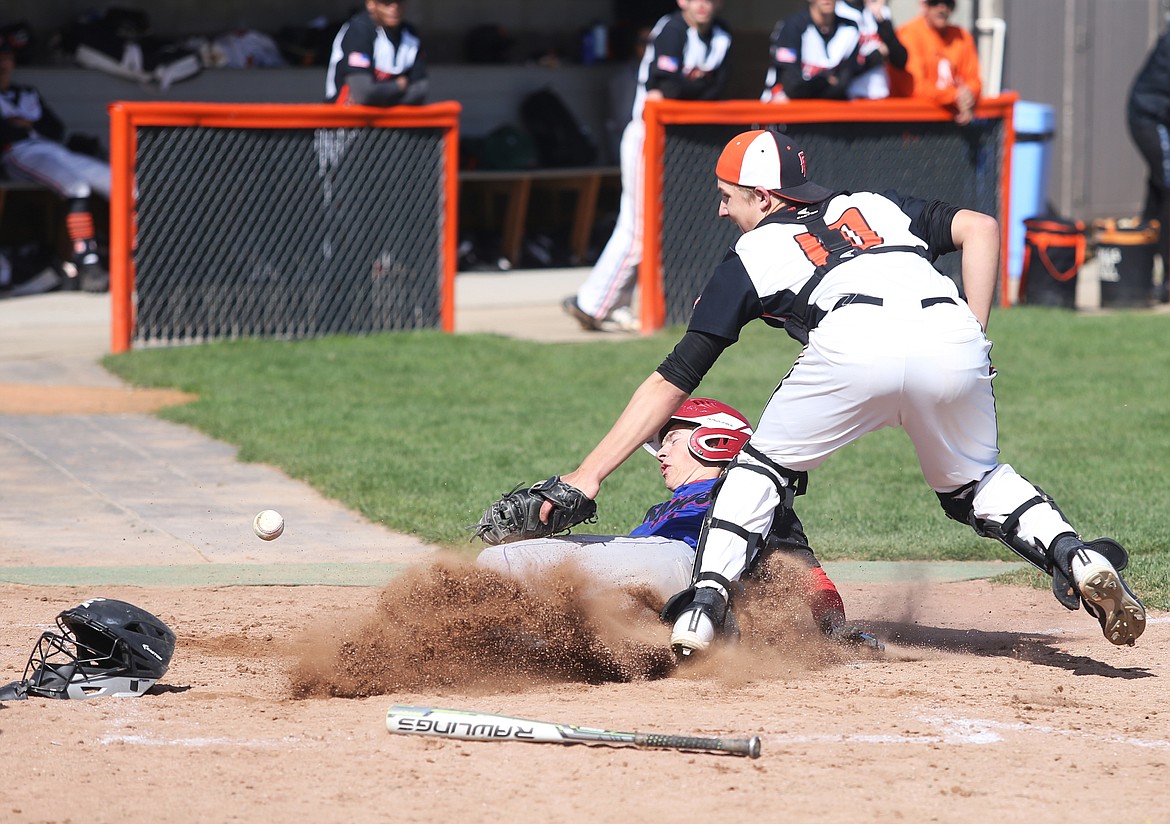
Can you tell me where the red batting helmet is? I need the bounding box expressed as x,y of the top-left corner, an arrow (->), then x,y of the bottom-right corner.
645,398 -> 754,463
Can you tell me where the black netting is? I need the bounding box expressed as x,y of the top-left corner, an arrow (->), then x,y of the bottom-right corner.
133,126 -> 445,345
660,120 -> 1005,325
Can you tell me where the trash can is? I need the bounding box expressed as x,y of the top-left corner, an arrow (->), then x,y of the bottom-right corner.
1019,216 -> 1086,309
1093,218 -> 1160,308
1009,102 -> 1056,285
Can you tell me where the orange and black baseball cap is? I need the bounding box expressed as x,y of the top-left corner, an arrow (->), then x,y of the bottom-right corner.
716,129 -> 835,203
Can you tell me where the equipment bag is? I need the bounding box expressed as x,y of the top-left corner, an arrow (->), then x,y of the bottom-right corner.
1020,216 -> 1086,309
1092,218 -> 1160,309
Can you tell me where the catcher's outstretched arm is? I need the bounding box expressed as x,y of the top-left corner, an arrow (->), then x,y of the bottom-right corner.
951,209 -> 999,332
558,373 -> 689,502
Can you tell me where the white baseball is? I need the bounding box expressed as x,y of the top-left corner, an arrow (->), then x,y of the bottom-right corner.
253,509 -> 284,541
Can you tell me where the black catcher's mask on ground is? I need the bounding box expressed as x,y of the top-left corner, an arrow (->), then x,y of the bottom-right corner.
0,598 -> 176,701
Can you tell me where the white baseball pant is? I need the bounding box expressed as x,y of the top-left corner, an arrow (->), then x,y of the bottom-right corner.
3,137 -> 111,200
574,118 -> 644,320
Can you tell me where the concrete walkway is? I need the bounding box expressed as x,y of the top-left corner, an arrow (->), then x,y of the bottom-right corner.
0,270 -> 605,587
0,274 -> 1024,587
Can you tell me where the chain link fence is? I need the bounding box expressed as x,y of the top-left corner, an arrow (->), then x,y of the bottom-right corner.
659,119 -> 1005,326
133,125 -> 447,345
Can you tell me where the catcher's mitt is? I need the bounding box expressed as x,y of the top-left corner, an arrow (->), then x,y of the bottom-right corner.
471,476 -> 597,545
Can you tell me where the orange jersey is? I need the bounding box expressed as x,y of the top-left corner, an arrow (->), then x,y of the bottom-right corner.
888,16 -> 981,108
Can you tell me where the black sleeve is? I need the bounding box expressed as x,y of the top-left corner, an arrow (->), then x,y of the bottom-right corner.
828,41 -> 863,93
646,21 -> 688,97
877,18 -> 908,70
333,17 -> 376,99
882,189 -> 963,259
656,330 -> 734,393
686,253 -> 765,340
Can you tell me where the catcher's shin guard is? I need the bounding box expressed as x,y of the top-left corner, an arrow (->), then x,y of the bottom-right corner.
936,478 -> 1120,611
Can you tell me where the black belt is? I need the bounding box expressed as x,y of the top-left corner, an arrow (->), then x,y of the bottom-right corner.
832,294 -> 956,311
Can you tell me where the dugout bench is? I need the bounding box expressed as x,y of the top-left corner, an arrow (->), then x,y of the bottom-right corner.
459,166 -> 620,267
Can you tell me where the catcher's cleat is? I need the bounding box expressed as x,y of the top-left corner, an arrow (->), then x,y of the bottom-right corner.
1070,547 -> 1146,646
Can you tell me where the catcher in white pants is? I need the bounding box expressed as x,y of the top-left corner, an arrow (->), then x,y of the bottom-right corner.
548,129 -> 1146,660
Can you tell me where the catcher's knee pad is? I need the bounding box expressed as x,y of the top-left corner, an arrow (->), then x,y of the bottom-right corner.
691,448 -> 808,591
747,505 -> 820,578
939,476 -> 1087,610
938,480 -> 1049,568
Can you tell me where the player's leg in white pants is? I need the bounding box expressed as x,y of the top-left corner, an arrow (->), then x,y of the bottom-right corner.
572,119 -> 644,323
3,138 -> 111,199
900,304 -> 1145,644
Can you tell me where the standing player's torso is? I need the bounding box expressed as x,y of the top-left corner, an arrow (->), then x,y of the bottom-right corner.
777,9 -> 860,80
632,12 -> 732,119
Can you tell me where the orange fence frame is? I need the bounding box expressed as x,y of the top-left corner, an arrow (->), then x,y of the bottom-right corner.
106,101 -> 462,352
639,94 -> 1018,332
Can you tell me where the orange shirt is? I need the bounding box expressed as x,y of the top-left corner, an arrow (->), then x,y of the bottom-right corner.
888,15 -> 982,108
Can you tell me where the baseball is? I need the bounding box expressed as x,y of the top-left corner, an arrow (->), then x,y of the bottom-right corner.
253,509 -> 284,541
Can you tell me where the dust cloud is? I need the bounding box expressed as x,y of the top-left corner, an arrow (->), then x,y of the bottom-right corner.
290,554 -> 859,698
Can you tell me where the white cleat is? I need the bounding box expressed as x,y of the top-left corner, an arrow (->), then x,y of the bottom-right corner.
670,607 -> 716,659
1071,548 -> 1146,646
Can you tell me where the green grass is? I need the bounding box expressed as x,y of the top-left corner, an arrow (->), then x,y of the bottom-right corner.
102,306 -> 1170,609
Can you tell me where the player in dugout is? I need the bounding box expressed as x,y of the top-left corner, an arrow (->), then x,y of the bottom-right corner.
476,398 -> 882,650
0,36 -> 109,292
543,129 -> 1146,661
326,0 -> 428,106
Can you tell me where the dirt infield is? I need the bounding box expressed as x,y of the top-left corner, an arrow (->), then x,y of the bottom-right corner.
1,560 -> 1164,824
0,384 -> 197,415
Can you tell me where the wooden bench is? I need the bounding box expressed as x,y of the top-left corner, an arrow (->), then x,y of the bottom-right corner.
460,166 -> 620,267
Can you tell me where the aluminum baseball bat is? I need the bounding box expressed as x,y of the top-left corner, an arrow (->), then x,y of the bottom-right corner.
386,705 -> 762,758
